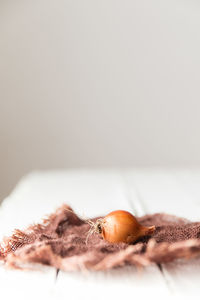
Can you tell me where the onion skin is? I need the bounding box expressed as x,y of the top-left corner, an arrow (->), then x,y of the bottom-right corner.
101,210 -> 155,244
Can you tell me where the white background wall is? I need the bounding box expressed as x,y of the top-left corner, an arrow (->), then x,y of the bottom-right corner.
1,0 -> 200,200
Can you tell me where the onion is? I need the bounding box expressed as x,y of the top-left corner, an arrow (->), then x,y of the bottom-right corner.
88,210 -> 155,244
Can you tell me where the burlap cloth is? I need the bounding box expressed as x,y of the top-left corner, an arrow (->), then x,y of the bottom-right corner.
1,204 -> 200,271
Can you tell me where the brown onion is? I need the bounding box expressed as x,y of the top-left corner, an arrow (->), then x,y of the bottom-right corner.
94,210 -> 155,244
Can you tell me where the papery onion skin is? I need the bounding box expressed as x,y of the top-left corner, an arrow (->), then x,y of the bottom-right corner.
101,210 -> 155,244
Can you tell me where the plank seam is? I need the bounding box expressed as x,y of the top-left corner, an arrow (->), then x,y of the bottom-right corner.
121,172 -> 172,294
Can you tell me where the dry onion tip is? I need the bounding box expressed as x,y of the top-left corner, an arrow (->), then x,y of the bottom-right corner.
86,210 -> 155,244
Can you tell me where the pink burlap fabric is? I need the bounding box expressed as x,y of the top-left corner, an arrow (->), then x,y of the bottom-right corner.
1,204 -> 200,271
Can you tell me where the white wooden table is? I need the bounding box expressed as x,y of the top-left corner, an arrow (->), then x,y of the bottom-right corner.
0,169 -> 200,299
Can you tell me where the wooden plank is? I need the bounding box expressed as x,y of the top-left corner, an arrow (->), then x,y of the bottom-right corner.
124,169 -> 200,220
173,169 -> 200,207
125,169 -> 200,295
164,170 -> 200,295
56,265 -> 170,299
0,172 -> 57,299
0,170 -> 131,240
56,170 -> 169,298
0,265 -> 57,300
